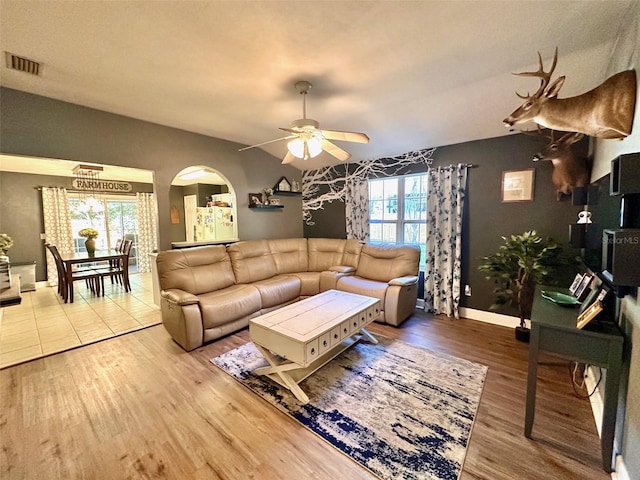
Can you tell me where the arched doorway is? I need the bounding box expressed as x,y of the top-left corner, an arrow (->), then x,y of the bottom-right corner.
169,166 -> 238,244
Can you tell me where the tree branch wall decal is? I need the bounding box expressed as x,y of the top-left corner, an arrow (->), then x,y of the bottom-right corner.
301,148 -> 436,225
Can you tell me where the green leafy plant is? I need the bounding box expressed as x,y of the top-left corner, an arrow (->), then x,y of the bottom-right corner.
0,233 -> 13,256
478,230 -> 563,328
78,228 -> 99,239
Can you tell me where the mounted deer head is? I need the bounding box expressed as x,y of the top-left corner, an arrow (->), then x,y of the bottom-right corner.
503,48 -> 637,139
526,128 -> 590,201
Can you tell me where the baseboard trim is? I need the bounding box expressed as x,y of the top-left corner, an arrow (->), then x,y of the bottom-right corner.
458,307 -> 529,329
612,455 -> 631,480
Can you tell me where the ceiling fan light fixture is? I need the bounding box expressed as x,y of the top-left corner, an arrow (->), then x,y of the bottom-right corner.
287,137 -> 322,160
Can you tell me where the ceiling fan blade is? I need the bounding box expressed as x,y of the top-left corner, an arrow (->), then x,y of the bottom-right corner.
238,135 -> 296,152
322,140 -> 351,161
282,151 -> 296,164
321,130 -> 369,144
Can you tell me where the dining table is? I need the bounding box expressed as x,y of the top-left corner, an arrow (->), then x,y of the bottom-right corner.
59,249 -> 127,303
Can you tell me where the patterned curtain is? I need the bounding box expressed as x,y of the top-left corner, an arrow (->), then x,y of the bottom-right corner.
41,187 -> 74,286
345,178 -> 369,241
136,192 -> 158,273
424,164 -> 468,318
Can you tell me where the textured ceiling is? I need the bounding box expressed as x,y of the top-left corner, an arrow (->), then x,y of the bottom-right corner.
0,1 -> 634,172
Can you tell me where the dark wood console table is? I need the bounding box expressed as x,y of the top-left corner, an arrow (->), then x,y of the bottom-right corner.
526,285 -> 624,473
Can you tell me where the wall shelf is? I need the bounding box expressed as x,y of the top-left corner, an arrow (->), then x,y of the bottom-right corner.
249,204 -> 284,210
274,190 -> 301,196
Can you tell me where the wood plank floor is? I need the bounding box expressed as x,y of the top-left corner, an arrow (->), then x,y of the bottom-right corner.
0,309 -> 609,479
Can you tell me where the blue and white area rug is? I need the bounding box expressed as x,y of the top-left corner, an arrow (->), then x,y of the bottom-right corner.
211,336 -> 487,480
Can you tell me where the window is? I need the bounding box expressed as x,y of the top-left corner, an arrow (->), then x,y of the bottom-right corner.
69,195 -> 140,270
369,174 -> 427,267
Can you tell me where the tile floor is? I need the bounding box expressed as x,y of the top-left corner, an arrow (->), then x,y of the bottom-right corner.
0,272 -> 160,369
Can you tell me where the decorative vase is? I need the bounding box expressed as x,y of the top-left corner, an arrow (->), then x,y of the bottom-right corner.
85,238 -> 96,256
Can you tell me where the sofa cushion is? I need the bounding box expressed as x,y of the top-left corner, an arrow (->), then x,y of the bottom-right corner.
287,271 -> 321,296
227,240 -> 277,284
343,239 -> 365,268
336,275 -> 388,304
307,238 -> 363,271
156,245 -> 235,296
199,284 -> 261,329
250,274 -> 301,308
269,238 -> 309,274
356,244 -> 421,282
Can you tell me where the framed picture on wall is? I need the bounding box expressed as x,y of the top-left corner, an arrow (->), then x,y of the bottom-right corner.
501,168 -> 535,202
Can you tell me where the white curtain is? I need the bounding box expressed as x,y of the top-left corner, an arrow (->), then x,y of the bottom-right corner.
345,178 -> 369,241
41,187 -> 74,286
423,164 -> 468,318
136,192 -> 158,273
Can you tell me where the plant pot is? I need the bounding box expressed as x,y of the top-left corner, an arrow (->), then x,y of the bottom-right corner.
515,326 -> 530,343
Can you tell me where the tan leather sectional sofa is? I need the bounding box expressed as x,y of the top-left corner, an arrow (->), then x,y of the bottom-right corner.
156,238 -> 421,351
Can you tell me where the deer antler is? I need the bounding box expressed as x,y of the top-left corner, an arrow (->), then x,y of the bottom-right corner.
513,47 -> 558,99
520,125 -> 555,142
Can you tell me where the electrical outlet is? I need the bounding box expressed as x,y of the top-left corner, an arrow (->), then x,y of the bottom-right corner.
464,284 -> 472,296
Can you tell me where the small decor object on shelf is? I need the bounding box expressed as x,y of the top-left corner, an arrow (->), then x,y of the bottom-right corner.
576,211 -> 592,224
262,188 -> 274,204
291,180 -> 300,192
249,193 -> 263,207
0,233 -> 13,262
78,228 -> 99,256
569,273 -> 584,295
573,272 -> 594,301
274,176 -> 292,192
576,300 -> 603,329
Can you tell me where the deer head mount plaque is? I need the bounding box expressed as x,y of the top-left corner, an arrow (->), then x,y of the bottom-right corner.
503,48 -> 637,139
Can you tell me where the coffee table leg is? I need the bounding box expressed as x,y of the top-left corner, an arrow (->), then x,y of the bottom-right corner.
253,345 -> 310,404
359,327 -> 378,344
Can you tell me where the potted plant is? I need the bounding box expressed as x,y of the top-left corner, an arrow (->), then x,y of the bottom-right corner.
478,230 -> 563,342
0,233 -> 13,262
78,228 -> 99,256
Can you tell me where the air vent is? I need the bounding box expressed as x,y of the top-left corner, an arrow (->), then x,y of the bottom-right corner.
5,52 -> 41,76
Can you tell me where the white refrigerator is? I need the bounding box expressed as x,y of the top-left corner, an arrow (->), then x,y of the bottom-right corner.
194,206 -> 234,241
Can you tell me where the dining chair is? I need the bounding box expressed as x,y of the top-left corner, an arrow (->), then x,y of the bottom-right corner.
46,244 -> 101,303
96,239 -> 133,294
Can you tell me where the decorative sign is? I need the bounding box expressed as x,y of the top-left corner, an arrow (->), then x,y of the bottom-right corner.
72,179 -> 132,193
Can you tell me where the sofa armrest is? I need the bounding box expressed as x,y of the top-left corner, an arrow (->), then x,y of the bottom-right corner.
388,275 -> 419,287
329,265 -> 356,273
161,288 -> 199,306
320,269 -> 354,291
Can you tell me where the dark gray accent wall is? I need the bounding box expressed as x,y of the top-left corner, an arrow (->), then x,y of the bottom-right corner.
305,133 -> 586,316
0,87 -> 303,252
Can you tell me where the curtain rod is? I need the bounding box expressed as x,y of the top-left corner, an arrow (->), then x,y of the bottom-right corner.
430,163 -> 476,169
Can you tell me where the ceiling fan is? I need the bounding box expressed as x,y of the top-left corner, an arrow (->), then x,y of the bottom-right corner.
239,80 -> 369,164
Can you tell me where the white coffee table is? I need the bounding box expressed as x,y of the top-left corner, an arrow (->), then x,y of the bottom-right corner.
249,289 -> 381,403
